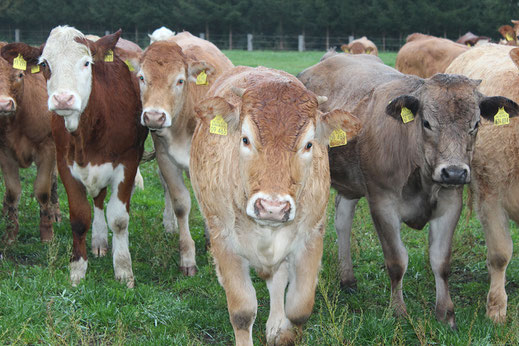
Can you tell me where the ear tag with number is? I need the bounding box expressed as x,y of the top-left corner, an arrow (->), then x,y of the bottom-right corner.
196,70 -> 208,85
31,65 -> 40,73
210,115 -> 227,136
494,107 -> 510,126
124,59 -> 135,71
401,107 -> 414,123
329,128 -> 348,147
13,54 -> 27,70
104,49 -> 114,62
506,33 -> 514,41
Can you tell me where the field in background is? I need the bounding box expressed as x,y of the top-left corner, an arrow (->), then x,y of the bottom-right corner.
0,51 -> 517,345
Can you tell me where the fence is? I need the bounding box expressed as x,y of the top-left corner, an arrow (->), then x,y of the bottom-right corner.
0,29 -> 408,52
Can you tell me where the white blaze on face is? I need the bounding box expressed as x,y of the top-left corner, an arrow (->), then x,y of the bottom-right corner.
42,26 -> 93,132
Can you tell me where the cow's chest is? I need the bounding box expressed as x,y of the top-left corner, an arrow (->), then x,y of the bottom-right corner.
69,162 -> 123,197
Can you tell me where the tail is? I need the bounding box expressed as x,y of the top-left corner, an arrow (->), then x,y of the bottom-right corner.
141,149 -> 156,162
134,167 -> 144,190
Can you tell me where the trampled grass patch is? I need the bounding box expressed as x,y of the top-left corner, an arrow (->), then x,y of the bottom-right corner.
0,51 -> 517,344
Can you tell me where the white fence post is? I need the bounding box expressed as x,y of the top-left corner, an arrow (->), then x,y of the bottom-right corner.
247,34 -> 253,51
298,35 -> 305,52
15,29 -> 20,42
200,33 -> 205,40
105,30 -> 110,36
348,35 -> 354,43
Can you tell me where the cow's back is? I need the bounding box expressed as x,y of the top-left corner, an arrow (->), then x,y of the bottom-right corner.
396,34 -> 469,78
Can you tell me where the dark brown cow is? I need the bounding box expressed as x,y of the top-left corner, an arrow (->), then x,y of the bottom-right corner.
298,53 -> 519,328
499,25 -> 518,46
2,27 -> 148,287
0,42 -> 59,243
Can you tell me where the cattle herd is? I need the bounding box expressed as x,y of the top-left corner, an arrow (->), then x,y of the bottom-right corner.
0,21 -> 518,345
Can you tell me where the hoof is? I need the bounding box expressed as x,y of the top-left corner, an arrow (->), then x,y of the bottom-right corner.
70,258 -> 88,287
115,272 -> 135,288
487,305 -> 507,324
340,278 -> 357,293
180,265 -> 197,276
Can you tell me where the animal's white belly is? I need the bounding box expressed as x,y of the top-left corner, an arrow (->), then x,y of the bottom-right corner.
69,162 -> 124,197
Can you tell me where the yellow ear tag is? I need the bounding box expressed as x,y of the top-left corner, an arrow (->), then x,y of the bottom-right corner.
343,48 -> 350,53
506,33 -> 514,41
466,43 -> 472,47
124,59 -> 135,71
196,70 -> 208,85
104,49 -> 114,62
31,65 -> 40,73
13,54 -> 27,71
329,128 -> 347,147
210,115 -> 227,136
401,107 -> 414,123
494,107 -> 510,126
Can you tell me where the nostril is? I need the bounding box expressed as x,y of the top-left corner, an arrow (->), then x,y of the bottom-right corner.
441,168 -> 450,180
143,113 -> 150,122
160,114 -> 165,124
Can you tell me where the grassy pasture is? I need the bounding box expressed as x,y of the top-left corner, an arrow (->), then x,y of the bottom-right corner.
0,50 -> 518,345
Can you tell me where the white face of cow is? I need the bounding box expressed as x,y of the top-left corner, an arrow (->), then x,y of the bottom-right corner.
41,26 -> 94,132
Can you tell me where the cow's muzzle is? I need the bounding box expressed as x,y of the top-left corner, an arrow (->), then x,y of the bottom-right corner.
0,97 -> 16,115
247,193 -> 295,225
434,164 -> 470,185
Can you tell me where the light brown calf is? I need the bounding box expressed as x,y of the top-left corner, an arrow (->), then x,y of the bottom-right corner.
447,44 -> 519,322
190,66 -> 361,345
341,36 -> 378,55
133,31 -> 233,275
395,33 -> 469,78
0,42 -> 59,243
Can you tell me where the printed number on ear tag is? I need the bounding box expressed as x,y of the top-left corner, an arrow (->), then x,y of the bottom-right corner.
104,50 -> 114,62
124,60 -> 135,71
210,115 -> 227,136
494,107 -> 510,126
196,70 -> 208,85
31,65 -> 40,73
401,107 -> 414,123
329,129 -> 347,147
13,54 -> 27,71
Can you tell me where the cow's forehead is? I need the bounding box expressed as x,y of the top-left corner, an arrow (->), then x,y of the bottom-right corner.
141,42 -> 186,73
42,26 -> 91,63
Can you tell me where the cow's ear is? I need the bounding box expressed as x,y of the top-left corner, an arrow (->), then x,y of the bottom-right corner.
386,95 -> 420,123
316,109 -> 362,146
114,48 -> 141,73
188,60 -> 216,82
479,96 -> 519,121
195,96 -> 239,133
1,42 -> 43,68
90,29 -> 122,62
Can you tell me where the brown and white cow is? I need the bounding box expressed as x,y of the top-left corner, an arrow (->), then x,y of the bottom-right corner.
446,44 -> 519,322
0,42 -> 59,243
396,33 -> 469,78
190,66 -> 361,345
132,31 -> 233,275
498,25 -> 518,46
2,27 -> 148,287
341,36 -> 378,55
298,53 -> 519,328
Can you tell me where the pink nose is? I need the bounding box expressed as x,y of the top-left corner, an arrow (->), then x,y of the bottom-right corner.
0,98 -> 15,112
143,111 -> 166,128
254,198 -> 291,222
52,93 -> 75,109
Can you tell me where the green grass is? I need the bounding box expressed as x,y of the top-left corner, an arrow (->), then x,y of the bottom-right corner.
0,51 -> 517,344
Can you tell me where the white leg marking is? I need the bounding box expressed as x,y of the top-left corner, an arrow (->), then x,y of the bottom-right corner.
161,175 -> 178,234
70,257 -> 88,287
92,206 -> 108,257
266,263 -> 292,344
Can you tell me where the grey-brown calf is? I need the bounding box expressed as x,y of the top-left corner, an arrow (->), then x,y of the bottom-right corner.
298,53 -> 519,328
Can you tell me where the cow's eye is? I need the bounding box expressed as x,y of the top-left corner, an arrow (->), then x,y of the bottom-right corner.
138,75 -> 144,82
242,137 -> 249,145
177,79 -> 184,85
40,61 -> 46,68
305,142 -> 313,150
18,72 -> 23,78
84,61 -> 90,67
423,120 -> 432,130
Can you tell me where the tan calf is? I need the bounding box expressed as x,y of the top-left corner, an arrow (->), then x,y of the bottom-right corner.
190,66 -> 361,345
0,42 -> 59,243
341,36 -> 378,55
133,32 -> 233,275
447,44 -> 519,322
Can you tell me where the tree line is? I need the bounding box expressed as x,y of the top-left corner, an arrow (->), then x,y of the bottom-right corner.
1,0 -> 518,42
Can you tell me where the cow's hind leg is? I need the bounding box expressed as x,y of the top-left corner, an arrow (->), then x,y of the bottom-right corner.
34,151 -> 56,242
335,195 -> 359,289
108,168 -> 134,288
92,188 -> 108,257
50,169 -> 61,223
0,157 -> 21,243
159,170 -> 177,234
212,237 -> 257,346
477,197 -> 511,323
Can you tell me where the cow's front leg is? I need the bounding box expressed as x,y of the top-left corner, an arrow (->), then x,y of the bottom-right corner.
369,197 -> 408,317
282,231 -> 324,345
92,188 -> 108,257
159,170 -> 177,234
157,154 -> 196,276
335,195 -> 359,289
266,262 -> 291,345
212,238 -> 257,346
475,193 -> 511,323
108,167 -> 134,288
0,155 -> 21,243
